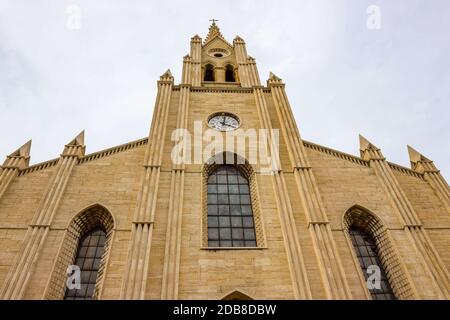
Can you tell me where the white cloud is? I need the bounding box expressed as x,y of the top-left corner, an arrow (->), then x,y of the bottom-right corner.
0,0 -> 449,178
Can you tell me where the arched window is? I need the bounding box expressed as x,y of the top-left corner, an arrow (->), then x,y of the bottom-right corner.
225,65 -> 235,82
45,204 -> 114,300
207,165 -> 256,247
204,64 -> 215,81
349,226 -> 395,300
64,226 -> 107,300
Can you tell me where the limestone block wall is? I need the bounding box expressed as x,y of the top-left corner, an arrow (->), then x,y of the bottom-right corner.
0,85 -> 448,300
0,144 -> 146,299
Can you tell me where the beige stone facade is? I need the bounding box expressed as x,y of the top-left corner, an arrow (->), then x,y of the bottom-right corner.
0,23 -> 449,300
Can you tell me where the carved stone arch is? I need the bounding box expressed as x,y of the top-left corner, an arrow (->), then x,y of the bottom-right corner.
222,290 -> 254,300
201,152 -> 266,248
44,204 -> 115,300
203,60 -> 217,68
342,205 -> 417,299
224,63 -> 237,82
202,61 -> 216,82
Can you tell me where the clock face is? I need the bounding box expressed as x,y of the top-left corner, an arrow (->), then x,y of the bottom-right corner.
208,113 -> 240,131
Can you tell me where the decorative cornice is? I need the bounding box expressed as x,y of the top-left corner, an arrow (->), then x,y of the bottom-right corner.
18,158 -> 59,176
303,140 -> 369,167
388,161 -> 425,179
172,85 -> 270,93
190,86 -> 255,94
78,137 -> 148,164
303,139 -> 424,179
19,137 -> 148,176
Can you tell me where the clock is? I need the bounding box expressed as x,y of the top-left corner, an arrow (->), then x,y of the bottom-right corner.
208,112 -> 240,131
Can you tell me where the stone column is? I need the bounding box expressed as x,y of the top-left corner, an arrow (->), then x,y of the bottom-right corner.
234,36 -> 257,87
161,80 -> 190,299
121,70 -> 174,299
253,85 -> 312,299
181,54 -> 192,85
190,35 -> 202,86
0,132 -> 85,299
268,73 -> 352,299
215,66 -> 225,83
408,145 -> 450,213
360,135 -> 450,299
0,140 -> 31,201
247,56 -> 261,86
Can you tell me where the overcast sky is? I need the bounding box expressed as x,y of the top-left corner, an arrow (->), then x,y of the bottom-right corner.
1,0 -> 449,178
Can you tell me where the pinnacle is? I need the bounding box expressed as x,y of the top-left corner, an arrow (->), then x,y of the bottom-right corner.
8,140 -> 32,158
268,72 -> 282,82
160,69 -> 174,81
233,35 -> 245,43
407,145 -> 431,163
359,134 -> 379,151
67,130 -> 85,146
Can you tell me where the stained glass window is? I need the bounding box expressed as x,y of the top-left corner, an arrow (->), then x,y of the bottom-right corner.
349,226 -> 396,300
207,165 -> 257,247
64,227 -> 106,300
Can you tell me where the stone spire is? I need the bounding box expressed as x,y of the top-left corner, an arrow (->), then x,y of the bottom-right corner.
160,69 -> 174,82
407,145 -> 437,173
204,21 -> 224,45
3,140 -> 32,169
359,134 -> 384,161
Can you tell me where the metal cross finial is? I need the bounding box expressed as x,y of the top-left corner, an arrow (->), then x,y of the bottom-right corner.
209,18 -> 219,24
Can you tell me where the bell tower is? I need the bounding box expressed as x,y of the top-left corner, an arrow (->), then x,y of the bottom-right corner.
182,21 -> 260,87
119,20 -> 354,300
0,18 -> 448,301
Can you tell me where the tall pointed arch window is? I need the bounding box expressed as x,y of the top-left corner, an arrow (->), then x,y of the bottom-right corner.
45,204 -> 114,300
342,205 -> 417,300
225,64 -> 236,82
204,64 -> 215,81
348,225 -> 396,300
207,165 -> 257,247
64,227 -> 107,300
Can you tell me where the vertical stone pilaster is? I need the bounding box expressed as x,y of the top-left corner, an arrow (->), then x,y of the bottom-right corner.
190,35 -> 202,86
0,140 -> 31,201
234,37 -> 259,88
121,70 -> 174,299
181,54 -> 192,85
253,86 -> 312,299
0,132 -> 85,300
408,145 -> 450,213
268,73 -> 352,299
247,56 -> 261,86
161,84 -> 190,299
360,136 -> 450,299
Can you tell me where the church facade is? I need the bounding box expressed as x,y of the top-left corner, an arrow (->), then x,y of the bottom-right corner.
0,23 -> 449,300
